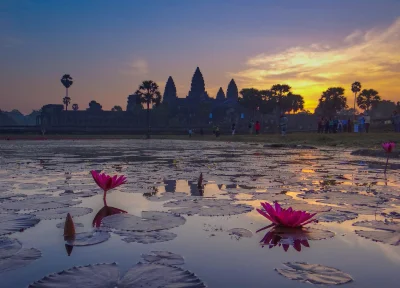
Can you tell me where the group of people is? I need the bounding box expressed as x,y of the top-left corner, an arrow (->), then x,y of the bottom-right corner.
318,114 -> 371,133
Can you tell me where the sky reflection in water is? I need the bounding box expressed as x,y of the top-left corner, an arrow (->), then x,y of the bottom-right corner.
0,140 -> 399,288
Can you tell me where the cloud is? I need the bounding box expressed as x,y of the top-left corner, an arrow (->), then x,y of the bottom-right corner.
129,59 -> 148,76
230,18 -> 400,111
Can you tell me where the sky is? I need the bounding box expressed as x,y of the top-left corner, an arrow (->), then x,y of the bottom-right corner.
1,0 -> 400,114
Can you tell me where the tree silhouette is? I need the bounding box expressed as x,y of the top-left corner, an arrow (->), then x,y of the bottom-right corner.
72,103 -> 79,111
63,96 -> 71,111
135,80 -> 162,138
282,93 -> 304,114
270,84 -> 292,118
61,74 -> 73,110
315,87 -> 347,117
112,105 -> 123,112
356,89 -> 381,111
351,81 -> 361,116
88,100 -> 102,111
239,88 -> 264,115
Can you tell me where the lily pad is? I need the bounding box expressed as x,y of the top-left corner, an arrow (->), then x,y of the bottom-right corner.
0,195 -> 81,211
301,191 -> 388,208
275,262 -> 353,285
114,230 -> 177,244
0,214 -> 40,236
28,262 -> 206,288
65,231 -> 110,246
34,207 -> 93,220
56,222 -> 84,229
353,220 -> 400,246
227,228 -> 253,238
102,211 -> 186,232
317,210 -> 358,223
0,237 -> 41,274
164,199 -> 253,216
250,193 -> 292,202
141,251 -> 184,265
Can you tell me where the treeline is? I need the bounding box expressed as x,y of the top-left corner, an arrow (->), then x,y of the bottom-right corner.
239,81 -> 400,117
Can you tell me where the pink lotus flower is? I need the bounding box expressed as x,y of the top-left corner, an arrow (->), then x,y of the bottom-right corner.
256,202 -> 317,230
92,205 -> 127,227
91,170 -> 126,200
382,142 -> 396,174
382,142 -> 395,153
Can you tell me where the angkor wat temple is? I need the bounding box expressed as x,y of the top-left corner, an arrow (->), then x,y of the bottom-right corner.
31,67 -> 317,134
35,67 -> 256,133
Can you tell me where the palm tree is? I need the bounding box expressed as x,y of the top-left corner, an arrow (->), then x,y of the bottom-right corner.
61,74 -> 73,110
72,104 -> 79,111
63,96 -> 71,111
351,81 -> 361,118
356,89 -> 381,112
111,105 -> 123,112
135,80 -> 162,138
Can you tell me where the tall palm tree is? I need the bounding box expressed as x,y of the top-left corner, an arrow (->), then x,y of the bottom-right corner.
72,104 -> 79,111
63,96 -> 71,111
61,74 -> 73,110
351,81 -> 361,118
135,80 -> 162,138
356,89 -> 381,112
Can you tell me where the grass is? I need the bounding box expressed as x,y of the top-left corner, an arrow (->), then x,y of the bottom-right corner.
1,132 -> 399,149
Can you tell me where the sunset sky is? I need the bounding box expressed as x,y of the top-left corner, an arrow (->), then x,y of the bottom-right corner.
1,0 -> 399,114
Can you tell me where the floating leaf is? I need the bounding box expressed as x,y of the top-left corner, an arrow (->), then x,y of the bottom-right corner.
276,262 -> 353,285
0,214 -> 40,236
300,191 -> 388,207
317,210 -> 358,223
164,199 -> 253,216
353,220 -> 400,246
141,251 -> 184,265
227,228 -> 253,238
34,207 -> 93,220
29,262 -> 206,288
114,230 -> 177,244
0,196 -> 81,211
65,231 -> 110,246
102,211 -> 186,232
56,222 -> 84,229
0,237 -> 41,274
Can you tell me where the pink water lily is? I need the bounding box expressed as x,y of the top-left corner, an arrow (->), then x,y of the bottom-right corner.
256,202 -> 317,231
91,170 -> 127,200
382,142 -> 395,174
382,142 -> 395,153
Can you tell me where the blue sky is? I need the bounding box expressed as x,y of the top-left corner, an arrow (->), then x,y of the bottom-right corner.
1,0 -> 400,113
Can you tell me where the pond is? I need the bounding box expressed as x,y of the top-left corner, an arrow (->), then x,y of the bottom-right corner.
1,140 -> 399,287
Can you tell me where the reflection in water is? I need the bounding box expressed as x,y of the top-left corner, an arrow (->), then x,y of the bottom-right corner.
65,244 -> 73,256
260,227 -> 310,252
92,199 -> 127,227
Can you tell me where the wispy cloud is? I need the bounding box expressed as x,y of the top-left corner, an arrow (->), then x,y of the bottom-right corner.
129,59 -> 148,76
231,18 -> 400,111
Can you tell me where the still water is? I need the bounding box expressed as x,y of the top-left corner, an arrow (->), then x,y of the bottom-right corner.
0,140 -> 399,287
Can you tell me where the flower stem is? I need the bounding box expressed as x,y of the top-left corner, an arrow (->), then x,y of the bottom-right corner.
384,155 -> 389,174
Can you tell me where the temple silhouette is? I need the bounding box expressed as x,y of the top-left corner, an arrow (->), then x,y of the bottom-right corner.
36,67 -> 250,133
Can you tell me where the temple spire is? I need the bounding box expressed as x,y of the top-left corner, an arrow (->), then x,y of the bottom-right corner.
163,76 -> 177,104
187,67 -> 206,102
226,79 -> 238,101
216,87 -> 226,101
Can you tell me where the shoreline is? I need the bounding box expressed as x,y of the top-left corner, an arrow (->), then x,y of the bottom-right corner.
1,133 -> 399,149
